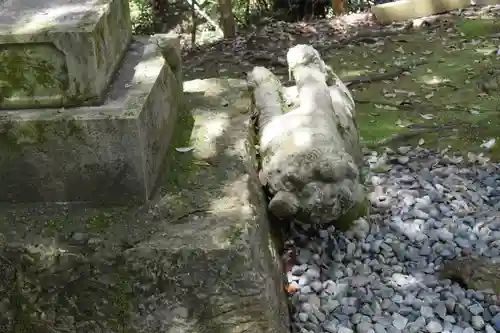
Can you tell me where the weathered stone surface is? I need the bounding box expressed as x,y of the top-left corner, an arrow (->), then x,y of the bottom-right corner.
248,45 -> 367,227
371,0 -> 472,24
475,0 -> 500,5
0,35 -> 182,203
0,0 -> 131,109
0,77 -> 289,333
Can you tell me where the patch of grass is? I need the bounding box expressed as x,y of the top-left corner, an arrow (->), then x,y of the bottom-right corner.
327,25 -> 500,159
86,211 -> 121,232
162,106 -> 196,189
456,18 -> 500,37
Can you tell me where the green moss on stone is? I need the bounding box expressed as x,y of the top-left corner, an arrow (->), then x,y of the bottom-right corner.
86,212 -> 120,232
0,44 -> 67,103
4,242 -> 138,333
0,118 -> 85,153
225,225 -> 244,245
162,107 -> 196,189
334,196 -> 369,232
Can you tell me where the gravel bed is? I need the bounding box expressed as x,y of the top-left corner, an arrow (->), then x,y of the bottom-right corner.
285,146 -> 500,333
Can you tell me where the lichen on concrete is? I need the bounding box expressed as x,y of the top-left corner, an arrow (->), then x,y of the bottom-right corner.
0,43 -> 68,108
0,0 -> 132,109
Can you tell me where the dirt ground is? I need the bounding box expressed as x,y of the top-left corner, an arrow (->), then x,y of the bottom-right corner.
181,5 -> 500,160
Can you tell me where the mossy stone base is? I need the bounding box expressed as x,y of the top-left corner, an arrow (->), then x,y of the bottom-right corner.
0,0 -> 131,109
0,35 -> 182,204
0,78 -> 289,333
371,0 -> 472,25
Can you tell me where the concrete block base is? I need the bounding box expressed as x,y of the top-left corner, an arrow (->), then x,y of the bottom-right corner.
0,0 -> 132,109
371,0 -> 473,24
0,35 -> 183,204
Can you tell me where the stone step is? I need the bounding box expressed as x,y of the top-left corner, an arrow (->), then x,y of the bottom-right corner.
0,78 -> 290,333
371,0 -> 473,24
0,0 -> 131,109
0,34 -> 182,203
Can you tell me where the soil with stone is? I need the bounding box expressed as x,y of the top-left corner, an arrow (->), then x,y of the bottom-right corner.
179,4 -> 500,333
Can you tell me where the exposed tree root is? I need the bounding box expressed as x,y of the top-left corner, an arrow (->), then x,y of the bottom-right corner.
365,124 -> 455,149
345,60 -> 428,87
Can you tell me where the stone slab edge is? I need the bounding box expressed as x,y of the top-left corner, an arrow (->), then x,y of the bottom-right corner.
371,0 -> 473,24
0,34 -> 182,203
121,78 -> 291,333
0,0 -> 132,109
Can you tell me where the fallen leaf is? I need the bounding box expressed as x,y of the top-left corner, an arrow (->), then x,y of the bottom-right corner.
285,282 -> 298,294
480,138 -> 496,150
395,119 -> 412,127
394,89 -> 409,94
193,160 -> 211,166
420,113 -> 435,120
418,138 -> 425,145
175,147 -> 194,153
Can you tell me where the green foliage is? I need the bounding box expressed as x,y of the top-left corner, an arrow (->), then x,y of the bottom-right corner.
129,0 -> 155,34
127,0 -> 369,36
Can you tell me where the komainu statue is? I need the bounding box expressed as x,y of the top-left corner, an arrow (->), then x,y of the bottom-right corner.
247,45 -> 367,227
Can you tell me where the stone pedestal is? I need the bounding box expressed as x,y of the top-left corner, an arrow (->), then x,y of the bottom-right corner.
0,0 -> 183,203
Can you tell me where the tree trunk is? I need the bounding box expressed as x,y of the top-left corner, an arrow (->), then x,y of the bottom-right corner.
217,0 -> 236,37
333,0 -> 345,14
248,45 -> 367,227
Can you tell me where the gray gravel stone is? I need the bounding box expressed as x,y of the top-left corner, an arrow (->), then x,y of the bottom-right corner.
391,313 -> 408,330
373,323 -> 388,333
298,312 -> 308,322
338,326 -> 354,333
426,321 -> 443,333
324,321 -> 338,333
468,303 -> 484,315
471,315 -> 485,330
421,305 -> 434,318
286,147 -> 500,333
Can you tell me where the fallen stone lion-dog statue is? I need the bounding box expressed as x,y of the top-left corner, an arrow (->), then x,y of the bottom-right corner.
247,44 -> 368,228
